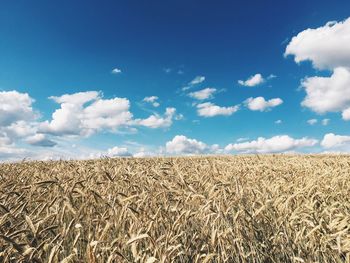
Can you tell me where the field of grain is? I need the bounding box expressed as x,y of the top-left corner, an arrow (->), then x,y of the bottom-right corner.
0,155 -> 350,262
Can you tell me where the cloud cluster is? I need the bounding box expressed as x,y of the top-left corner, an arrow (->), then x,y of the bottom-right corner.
106,146 -> 132,157
225,135 -> 318,153
0,90 -> 182,160
165,135 -> 221,155
143,96 -> 160,107
165,134 -> 320,155
40,91 -> 133,136
0,91 -> 53,158
321,133 -> 350,149
286,18 -> 350,120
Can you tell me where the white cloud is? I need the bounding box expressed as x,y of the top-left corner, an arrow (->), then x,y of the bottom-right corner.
0,91 -> 55,152
50,91 -> 100,105
143,96 -> 158,103
0,132 -> 12,146
133,148 -> 155,158
5,121 -> 36,139
225,135 -> 318,153
322,118 -> 330,126
285,18 -> 350,70
286,18 -> 350,119
0,145 -> 28,160
112,68 -> 122,74
275,120 -> 282,124
0,90 -> 37,126
133,151 -> 150,158
143,96 -> 160,107
0,132 -> 28,159
25,134 -> 56,147
342,107 -> 350,120
245,97 -> 283,111
40,91 -> 133,136
190,76 -> 205,85
236,137 -> 249,142
189,88 -> 216,100
238,73 -> 264,87
307,119 -> 318,125
106,146 -> 132,157
166,135 -> 209,155
300,67 -> 350,114
134,107 -> 177,128
321,133 -> 350,149
196,102 -> 239,117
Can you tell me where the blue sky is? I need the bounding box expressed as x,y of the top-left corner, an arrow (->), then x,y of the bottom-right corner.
1,0 -> 350,160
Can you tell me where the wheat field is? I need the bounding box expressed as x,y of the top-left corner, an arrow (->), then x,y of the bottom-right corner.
0,155 -> 349,262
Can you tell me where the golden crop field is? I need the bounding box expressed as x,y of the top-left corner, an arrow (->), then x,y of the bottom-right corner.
0,155 -> 350,262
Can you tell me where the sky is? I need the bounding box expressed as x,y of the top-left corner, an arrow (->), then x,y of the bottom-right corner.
1,0 -> 350,160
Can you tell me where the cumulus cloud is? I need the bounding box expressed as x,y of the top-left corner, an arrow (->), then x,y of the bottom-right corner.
0,132 -> 28,159
300,67 -> 350,114
321,133 -> 350,149
25,134 -> 56,147
285,18 -> 350,70
245,97 -> 283,111
0,91 -> 56,153
111,68 -> 122,74
286,18 -> 350,119
225,135 -> 318,153
166,135 -> 209,155
40,91 -> 133,136
342,107 -> 350,120
0,89 -> 181,161
196,102 -> 239,117
0,90 -> 37,126
4,121 -> 36,139
106,146 -> 132,157
50,91 -> 100,105
134,107 -> 177,128
189,88 -> 216,100
238,73 -> 264,87
143,96 -> 160,107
